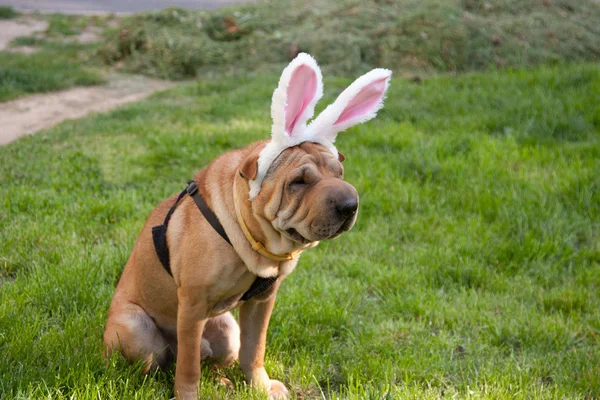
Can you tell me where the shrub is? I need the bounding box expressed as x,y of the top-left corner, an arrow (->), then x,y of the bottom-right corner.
99,0 -> 600,79
0,6 -> 18,19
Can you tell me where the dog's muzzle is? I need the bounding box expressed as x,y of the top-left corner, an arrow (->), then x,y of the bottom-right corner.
309,182 -> 359,239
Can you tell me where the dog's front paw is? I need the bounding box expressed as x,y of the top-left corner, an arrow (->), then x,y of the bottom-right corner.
268,380 -> 290,399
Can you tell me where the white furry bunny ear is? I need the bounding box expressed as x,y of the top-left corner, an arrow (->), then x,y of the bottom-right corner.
270,52 -> 323,142
307,68 -> 392,143
249,53 -> 323,199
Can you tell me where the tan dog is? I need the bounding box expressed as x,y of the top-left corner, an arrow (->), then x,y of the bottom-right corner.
104,54 -> 391,399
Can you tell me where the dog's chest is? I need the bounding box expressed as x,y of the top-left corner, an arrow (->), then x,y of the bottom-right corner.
204,268 -> 255,317
210,292 -> 245,316
207,272 -> 281,317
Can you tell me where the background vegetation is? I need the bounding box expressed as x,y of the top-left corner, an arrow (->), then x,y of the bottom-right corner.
99,0 -> 600,78
2,0 -> 600,100
0,5 -> 18,19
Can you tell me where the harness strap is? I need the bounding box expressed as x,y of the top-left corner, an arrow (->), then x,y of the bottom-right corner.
151,187 -> 188,276
186,181 -> 231,246
241,276 -> 278,301
151,180 -> 278,301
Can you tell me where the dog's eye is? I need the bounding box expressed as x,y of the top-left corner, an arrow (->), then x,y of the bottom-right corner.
289,176 -> 306,187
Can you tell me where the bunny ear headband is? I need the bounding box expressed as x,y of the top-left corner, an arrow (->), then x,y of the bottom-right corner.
248,53 -> 392,200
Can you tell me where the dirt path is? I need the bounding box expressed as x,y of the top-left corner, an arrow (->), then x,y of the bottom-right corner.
0,74 -> 176,145
0,18 -> 48,50
0,15 -> 175,145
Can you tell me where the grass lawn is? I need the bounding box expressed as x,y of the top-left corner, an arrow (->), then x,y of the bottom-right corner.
0,62 -> 599,399
0,43 -> 105,102
0,12 -> 107,102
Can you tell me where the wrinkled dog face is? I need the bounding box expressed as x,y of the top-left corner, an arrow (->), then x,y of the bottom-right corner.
261,142 -> 358,244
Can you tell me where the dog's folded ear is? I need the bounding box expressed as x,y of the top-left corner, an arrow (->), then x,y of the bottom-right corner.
338,151 -> 346,163
239,153 -> 259,181
270,53 -> 323,143
308,69 -> 392,143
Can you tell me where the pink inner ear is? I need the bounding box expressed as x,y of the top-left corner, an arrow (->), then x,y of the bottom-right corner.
334,77 -> 388,126
285,65 -> 317,135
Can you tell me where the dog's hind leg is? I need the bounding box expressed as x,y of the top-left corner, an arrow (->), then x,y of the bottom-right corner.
202,312 -> 240,368
103,300 -> 173,373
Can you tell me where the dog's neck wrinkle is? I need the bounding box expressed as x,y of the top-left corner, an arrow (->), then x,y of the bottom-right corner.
243,199 -> 269,248
234,175 -> 305,257
236,176 -> 280,251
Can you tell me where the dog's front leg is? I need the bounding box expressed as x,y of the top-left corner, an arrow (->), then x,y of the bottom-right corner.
239,293 -> 289,399
174,291 -> 207,400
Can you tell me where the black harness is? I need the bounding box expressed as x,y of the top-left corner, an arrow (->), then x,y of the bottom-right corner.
152,181 -> 278,301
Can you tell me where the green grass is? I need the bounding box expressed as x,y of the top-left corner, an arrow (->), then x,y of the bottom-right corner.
1,62 -> 599,399
0,42 -> 105,102
43,13 -> 114,37
0,6 -> 18,19
44,13 -> 90,36
0,13 -> 112,102
98,0 -> 600,79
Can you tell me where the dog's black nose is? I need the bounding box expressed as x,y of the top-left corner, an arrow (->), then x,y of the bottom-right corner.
336,198 -> 358,218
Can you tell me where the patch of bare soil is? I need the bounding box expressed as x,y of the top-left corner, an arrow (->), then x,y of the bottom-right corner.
0,17 -> 48,51
8,45 -> 37,54
0,74 -> 176,145
1,15 -> 105,53
75,26 -> 103,43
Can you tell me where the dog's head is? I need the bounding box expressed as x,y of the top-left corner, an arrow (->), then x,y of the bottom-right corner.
241,141 -> 357,244
238,54 -> 391,246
